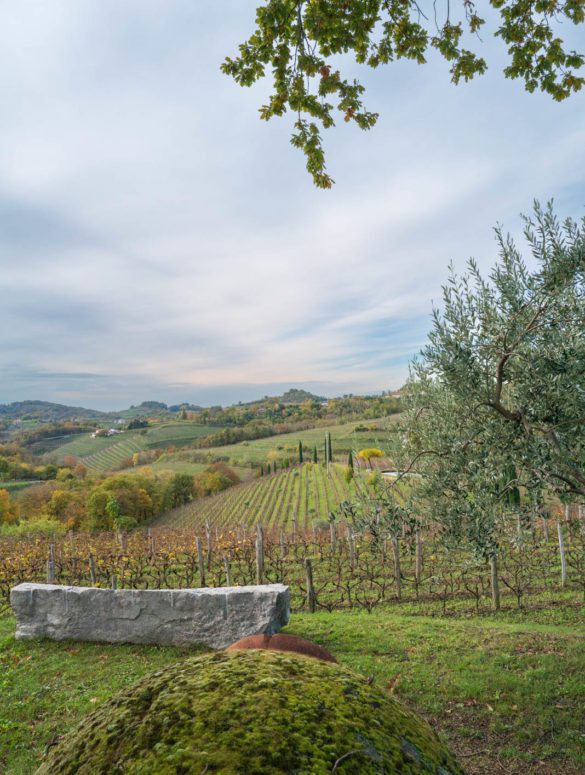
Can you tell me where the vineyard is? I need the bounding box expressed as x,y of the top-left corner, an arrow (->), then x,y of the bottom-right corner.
2,519 -> 584,617
44,423 -> 222,472
155,463 -> 372,530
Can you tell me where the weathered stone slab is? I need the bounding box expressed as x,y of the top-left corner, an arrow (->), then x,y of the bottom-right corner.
10,583 -> 290,649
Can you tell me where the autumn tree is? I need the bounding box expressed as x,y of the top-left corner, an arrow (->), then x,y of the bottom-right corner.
224,1 -> 584,186
0,489 -> 17,525
358,447 -> 384,468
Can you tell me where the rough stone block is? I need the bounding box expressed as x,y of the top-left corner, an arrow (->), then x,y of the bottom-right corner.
10,583 -> 290,649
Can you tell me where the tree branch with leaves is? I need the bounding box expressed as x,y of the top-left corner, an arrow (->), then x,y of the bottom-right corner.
223,1 -> 584,186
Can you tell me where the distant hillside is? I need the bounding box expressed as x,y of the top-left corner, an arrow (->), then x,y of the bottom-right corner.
44,422 -> 223,471
242,388 -> 327,406
280,388 -> 326,403
115,401 -> 204,419
0,400 -> 109,422
0,399 -> 205,424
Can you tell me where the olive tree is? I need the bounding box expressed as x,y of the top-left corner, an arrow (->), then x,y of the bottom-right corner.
395,202 -> 584,604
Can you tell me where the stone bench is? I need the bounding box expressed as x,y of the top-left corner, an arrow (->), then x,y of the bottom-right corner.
10,583 -> 290,649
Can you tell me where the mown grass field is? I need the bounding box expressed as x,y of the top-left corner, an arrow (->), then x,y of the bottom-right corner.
154,462 -> 367,529
1,603 -> 583,775
135,459 -> 254,481
0,481 -> 40,495
196,416 -> 400,467
44,423 -> 222,472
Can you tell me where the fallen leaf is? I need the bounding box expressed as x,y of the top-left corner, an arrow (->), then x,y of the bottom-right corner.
386,674 -> 401,694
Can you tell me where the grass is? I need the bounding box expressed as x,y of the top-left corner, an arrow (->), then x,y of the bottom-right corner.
0,481 -> 40,495
198,416 -> 400,466
1,604 -> 583,774
135,459 -> 254,481
43,423 -> 222,472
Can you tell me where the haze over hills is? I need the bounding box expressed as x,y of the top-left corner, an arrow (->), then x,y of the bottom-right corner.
0,389 -> 337,423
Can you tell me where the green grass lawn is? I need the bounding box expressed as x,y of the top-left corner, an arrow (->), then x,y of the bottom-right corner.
200,416 -> 400,466
1,604 -> 583,774
137,459 -> 254,481
0,481 -> 40,495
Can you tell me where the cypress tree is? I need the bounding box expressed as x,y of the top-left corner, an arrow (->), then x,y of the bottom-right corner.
299,441 -> 303,464
325,432 -> 332,464
348,449 -> 353,469
313,446 -> 318,463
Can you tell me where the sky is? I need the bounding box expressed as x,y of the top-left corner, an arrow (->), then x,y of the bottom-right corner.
0,1 -> 584,410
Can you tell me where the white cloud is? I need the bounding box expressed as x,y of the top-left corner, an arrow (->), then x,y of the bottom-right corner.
0,1 -> 583,406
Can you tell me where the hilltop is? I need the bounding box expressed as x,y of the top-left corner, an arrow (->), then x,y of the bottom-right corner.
0,400 -> 109,422
240,388 -> 326,405
0,389 -> 327,424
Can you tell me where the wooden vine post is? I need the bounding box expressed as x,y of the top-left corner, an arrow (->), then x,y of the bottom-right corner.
391,536 -> 402,600
256,522 -> 264,585
348,530 -> 356,572
205,521 -> 213,570
415,527 -> 423,584
305,558 -> 316,613
223,556 -> 232,586
46,542 -> 56,583
490,553 -> 501,611
196,537 -> 206,587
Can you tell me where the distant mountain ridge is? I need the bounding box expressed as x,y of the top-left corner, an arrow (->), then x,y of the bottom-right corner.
240,388 -> 327,406
0,389 -> 328,422
0,400 -> 109,421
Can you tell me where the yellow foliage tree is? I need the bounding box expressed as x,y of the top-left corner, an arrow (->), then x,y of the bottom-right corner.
358,448 -> 384,469
0,489 -> 18,525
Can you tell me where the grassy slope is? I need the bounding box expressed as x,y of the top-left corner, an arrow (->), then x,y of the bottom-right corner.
44,423 -> 222,472
137,460 -> 254,480
37,416 -> 398,473
1,481 -> 40,495
199,416 -> 400,466
1,604 -> 583,775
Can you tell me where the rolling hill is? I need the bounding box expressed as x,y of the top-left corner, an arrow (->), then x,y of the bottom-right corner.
188,416 -> 400,467
153,462 -> 374,531
44,423 -> 223,472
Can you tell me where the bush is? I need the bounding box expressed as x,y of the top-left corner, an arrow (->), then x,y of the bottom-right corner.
0,517 -> 67,538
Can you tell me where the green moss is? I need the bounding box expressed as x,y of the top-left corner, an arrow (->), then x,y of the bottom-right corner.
36,651 -> 463,775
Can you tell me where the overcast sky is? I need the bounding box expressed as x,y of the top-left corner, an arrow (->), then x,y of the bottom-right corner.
0,1 -> 583,409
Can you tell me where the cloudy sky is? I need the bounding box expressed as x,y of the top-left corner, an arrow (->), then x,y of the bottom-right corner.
1,2 -> 583,409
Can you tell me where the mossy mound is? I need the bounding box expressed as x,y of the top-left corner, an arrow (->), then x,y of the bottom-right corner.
37,651 -> 464,775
